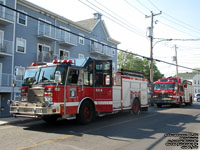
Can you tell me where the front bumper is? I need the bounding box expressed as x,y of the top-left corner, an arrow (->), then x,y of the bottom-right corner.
150,98 -> 178,104
10,104 -> 60,118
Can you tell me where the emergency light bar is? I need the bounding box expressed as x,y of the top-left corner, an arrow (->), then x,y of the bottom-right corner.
53,59 -> 73,64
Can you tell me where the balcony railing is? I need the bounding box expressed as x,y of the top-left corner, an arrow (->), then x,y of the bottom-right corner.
58,33 -> 77,46
37,51 -> 57,63
90,42 -> 115,57
38,23 -> 56,41
0,73 -> 22,88
0,40 -> 13,56
0,7 -> 14,25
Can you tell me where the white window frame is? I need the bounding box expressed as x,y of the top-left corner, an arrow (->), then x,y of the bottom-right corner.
78,53 -> 84,59
17,10 -> 27,26
16,37 -> 26,54
15,66 -> 25,81
79,33 -> 85,45
59,49 -> 70,60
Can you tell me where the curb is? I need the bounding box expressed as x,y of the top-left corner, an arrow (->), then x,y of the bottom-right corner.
0,118 -> 39,126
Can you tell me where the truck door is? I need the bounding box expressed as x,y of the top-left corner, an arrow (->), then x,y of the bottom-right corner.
94,60 -> 113,112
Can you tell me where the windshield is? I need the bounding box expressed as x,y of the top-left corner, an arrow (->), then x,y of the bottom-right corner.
23,66 -> 67,85
23,68 -> 40,84
154,83 -> 175,90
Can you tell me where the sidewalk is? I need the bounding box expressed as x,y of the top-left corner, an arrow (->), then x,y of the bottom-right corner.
0,117 -> 38,126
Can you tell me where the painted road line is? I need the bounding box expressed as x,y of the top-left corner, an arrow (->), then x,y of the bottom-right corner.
17,113 -> 156,150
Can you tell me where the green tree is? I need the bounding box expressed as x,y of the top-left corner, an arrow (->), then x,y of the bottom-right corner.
118,51 -> 163,82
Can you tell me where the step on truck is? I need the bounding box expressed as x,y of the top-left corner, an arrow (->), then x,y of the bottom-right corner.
151,77 -> 193,108
9,57 -> 148,124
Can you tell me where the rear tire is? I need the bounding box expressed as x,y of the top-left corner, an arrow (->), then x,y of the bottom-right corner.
132,99 -> 140,115
77,100 -> 95,124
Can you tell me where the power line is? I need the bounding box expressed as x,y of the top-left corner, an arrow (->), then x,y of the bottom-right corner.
146,0 -> 200,36
1,3 -> 200,73
94,0 -> 145,34
79,0 -> 146,38
124,0 -> 146,16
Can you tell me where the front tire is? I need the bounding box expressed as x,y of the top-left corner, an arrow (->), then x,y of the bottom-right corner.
77,100 -> 95,124
42,115 -> 59,123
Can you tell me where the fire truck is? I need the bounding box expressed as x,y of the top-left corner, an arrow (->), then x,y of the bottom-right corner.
151,77 -> 193,108
9,58 -> 148,124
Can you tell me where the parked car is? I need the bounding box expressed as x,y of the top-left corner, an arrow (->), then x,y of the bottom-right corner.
194,93 -> 200,102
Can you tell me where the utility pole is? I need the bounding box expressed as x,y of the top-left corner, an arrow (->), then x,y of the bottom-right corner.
146,11 -> 162,90
174,45 -> 178,77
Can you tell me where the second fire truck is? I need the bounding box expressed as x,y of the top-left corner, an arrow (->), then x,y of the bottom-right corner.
151,77 -> 193,108
9,57 -> 148,124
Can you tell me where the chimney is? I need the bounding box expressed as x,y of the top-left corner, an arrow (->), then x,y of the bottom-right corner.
93,13 -> 102,20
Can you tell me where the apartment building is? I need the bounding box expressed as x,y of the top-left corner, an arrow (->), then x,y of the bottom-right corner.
0,0 -> 120,117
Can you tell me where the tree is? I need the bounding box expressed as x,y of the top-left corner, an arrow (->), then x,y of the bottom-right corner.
118,51 -> 163,82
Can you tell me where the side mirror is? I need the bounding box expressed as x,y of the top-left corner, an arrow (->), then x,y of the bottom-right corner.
55,71 -> 61,84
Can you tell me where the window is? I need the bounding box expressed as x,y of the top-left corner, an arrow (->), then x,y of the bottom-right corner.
112,48 -> 116,56
194,80 -> 196,84
37,44 -> 51,62
67,69 -> 80,84
15,66 -> 25,80
112,62 -> 115,72
59,49 -> 70,60
78,53 -> 84,59
79,34 -> 84,45
18,11 -> 27,26
16,38 -> 26,53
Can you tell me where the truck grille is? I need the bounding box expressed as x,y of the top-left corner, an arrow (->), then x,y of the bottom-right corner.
158,93 -> 168,98
28,88 -> 45,103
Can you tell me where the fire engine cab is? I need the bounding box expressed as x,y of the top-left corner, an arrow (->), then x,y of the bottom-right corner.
9,58 -> 148,124
151,77 -> 193,108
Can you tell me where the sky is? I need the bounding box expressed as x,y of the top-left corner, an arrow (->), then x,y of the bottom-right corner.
27,0 -> 200,77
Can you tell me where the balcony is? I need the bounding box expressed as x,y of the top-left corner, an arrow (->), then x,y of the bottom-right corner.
0,40 -> 13,57
58,33 -> 77,47
90,42 -> 115,57
0,73 -> 22,92
37,51 -> 57,63
37,23 -> 56,41
0,8 -> 14,25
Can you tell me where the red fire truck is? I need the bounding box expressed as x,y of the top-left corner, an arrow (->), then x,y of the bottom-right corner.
9,58 -> 148,124
151,77 -> 193,108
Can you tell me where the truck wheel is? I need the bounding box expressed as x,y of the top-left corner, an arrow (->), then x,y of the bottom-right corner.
77,100 -> 95,124
157,104 -> 162,108
132,99 -> 140,115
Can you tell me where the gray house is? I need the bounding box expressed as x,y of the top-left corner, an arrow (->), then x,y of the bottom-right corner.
0,0 -> 120,117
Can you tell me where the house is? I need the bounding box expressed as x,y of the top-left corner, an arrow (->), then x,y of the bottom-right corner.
178,72 -> 200,96
0,0 -> 120,117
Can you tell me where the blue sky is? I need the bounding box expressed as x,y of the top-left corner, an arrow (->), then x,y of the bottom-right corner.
27,0 -> 200,76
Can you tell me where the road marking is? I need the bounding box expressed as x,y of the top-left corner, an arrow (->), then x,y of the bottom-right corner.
17,113 -> 156,150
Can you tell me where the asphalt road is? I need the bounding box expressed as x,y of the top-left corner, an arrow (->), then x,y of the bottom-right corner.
0,103 -> 200,150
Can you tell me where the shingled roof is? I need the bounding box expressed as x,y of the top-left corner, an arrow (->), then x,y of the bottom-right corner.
76,18 -> 99,30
